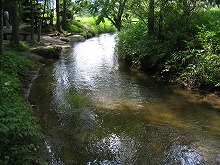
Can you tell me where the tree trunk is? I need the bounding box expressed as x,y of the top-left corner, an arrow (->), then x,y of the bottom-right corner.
148,0 -> 155,36
62,0 -> 67,30
113,16 -> 122,31
56,0 -> 61,32
37,18 -> 42,42
0,0 -> 3,55
10,1 -> 19,43
116,0 -> 127,31
30,0 -> 34,40
42,0 -> 47,25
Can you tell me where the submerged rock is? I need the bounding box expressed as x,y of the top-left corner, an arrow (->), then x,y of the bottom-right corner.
31,45 -> 62,59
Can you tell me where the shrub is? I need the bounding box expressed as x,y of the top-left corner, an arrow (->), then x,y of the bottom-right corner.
117,22 -> 148,68
117,7 -> 220,89
163,23 -> 220,88
179,25 -> 220,88
117,22 -> 175,71
1,51 -> 34,76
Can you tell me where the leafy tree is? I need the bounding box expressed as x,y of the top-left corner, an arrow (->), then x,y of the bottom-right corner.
117,0 -> 202,74
89,0 -> 128,31
42,0 -> 48,26
129,0 -> 199,40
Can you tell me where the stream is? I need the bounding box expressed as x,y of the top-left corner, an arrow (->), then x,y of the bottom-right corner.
29,34 -> 220,165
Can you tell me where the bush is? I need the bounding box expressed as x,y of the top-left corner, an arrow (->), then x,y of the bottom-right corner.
117,22 -> 175,71
67,22 -> 84,34
1,51 -> 34,76
179,26 -> 220,88
117,7 -> 220,90
117,23 -> 148,67
163,16 -> 220,88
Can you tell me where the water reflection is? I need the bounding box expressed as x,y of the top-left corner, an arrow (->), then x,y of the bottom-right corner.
29,34 -> 220,165
88,133 -> 138,164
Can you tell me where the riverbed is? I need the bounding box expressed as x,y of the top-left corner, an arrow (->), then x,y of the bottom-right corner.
29,34 -> 220,165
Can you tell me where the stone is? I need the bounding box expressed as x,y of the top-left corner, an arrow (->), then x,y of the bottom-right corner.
60,37 -> 70,42
31,45 -> 62,59
69,35 -> 86,42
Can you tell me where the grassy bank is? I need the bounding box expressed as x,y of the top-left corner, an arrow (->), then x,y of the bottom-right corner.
116,7 -> 220,93
67,15 -> 117,38
0,45 -> 44,164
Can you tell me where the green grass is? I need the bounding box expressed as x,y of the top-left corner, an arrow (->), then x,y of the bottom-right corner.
67,15 -> 116,38
75,16 -> 96,24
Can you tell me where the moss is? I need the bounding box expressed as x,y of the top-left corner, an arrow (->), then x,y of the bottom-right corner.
31,45 -> 62,59
4,42 -> 29,52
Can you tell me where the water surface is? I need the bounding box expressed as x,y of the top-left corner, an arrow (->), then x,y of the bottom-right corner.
29,34 -> 220,165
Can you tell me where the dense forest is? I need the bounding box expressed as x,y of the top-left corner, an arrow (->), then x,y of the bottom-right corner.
0,0 -> 220,164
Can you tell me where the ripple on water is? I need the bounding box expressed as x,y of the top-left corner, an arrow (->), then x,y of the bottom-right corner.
29,34 -> 220,165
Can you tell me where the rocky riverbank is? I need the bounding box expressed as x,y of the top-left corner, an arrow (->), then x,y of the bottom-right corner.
14,33 -> 86,164
18,33 -> 86,100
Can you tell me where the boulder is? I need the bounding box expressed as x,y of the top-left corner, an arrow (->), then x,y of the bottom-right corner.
31,45 -> 62,59
69,35 -> 86,42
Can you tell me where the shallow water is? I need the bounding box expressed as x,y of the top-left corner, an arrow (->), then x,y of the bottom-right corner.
29,34 -> 220,165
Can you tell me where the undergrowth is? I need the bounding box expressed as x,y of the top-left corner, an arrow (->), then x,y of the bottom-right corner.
117,7 -> 220,91
4,42 -> 29,52
0,51 -> 45,164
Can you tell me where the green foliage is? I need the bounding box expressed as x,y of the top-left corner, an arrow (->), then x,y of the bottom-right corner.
179,26 -> 220,87
90,21 -> 116,35
87,0 -> 128,30
1,51 -> 34,76
67,16 -> 116,37
196,7 -> 220,31
117,22 -> 181,70
0,52 -> 44,164
117,5 -> 220,90
117,22 -> 148,67
4,42 -> 29,52
163,11 -> 220,88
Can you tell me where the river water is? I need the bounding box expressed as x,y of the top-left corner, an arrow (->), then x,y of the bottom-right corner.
29,34 -> 220,165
